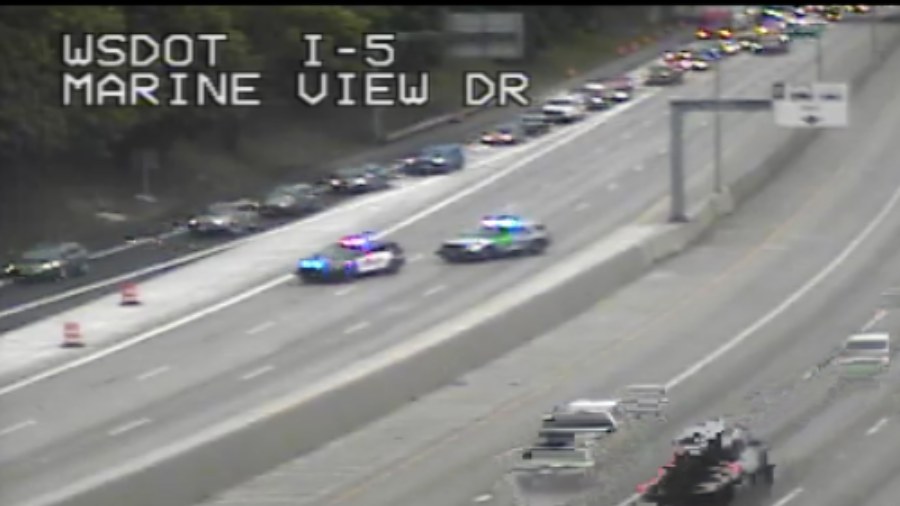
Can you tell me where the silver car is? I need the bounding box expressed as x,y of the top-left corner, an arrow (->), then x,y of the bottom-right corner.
188,199 -> 262,236
260,183 -> 324,217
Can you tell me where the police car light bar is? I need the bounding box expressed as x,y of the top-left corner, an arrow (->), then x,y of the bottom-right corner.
339,232 -> 377,248
481,215 -> 525,229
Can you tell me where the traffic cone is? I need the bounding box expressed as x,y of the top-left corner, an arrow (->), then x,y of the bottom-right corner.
120,282 -> 141,306
62,322 -> 84,348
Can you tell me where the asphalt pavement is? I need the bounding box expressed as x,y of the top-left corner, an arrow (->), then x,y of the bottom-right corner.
0,22 -> 890,506
0,28 -> 687,332
192,27 -> 900,506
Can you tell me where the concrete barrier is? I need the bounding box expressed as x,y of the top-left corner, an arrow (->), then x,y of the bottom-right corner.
28,23 -> 900,506
383,28 -> 694,143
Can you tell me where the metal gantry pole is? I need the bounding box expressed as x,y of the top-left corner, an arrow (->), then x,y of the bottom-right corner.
669,105 -> 687,223
815,34 -> 824,80
712,59 -> 724,193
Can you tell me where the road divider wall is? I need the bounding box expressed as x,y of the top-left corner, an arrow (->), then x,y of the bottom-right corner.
22,22 -> 900,506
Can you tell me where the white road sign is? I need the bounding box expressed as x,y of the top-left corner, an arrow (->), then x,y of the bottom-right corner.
773,81 -> 849,128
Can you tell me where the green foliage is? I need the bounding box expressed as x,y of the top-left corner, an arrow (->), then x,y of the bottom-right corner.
0,5 -> 659,174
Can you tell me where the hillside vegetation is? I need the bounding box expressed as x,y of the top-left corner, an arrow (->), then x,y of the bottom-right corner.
0,6 -> 675,251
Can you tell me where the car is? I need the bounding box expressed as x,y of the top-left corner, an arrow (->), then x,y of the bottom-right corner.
644,64 -> 684,86
260,183 -> 324,217
719,39 -> 742,55
751,33 -> 791,54
578,83 -> 612,111
402,144 -> 465,175
519,109 -> 552,136
541,94 -> 588,124
824,6 -> 843,21
786,17 -> 825,37
3,242 -> 90,282
187,199 -> 262,236
600,76 -> 636,101
327,163 -> 392,192
480,123 -> 524,145
837,332 -> 891,378
435,215 -> 550,262
545,399 -> 622,435
295,232 -> 405,283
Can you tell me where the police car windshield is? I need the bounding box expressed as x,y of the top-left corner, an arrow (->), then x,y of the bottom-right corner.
335,167 -> 366,178
21,247 -> 62,263
465,228 -> 507,239
846,340 -> 888,351
321,244 -> 363,261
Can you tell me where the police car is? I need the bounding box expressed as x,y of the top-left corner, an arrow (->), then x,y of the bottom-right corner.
296,233 -> 405,283
435,215 -> 550,262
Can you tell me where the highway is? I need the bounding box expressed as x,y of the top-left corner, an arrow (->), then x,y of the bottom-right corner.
0,29 -> 682,332
0,22 -> 889,506
194,23 -> 900,506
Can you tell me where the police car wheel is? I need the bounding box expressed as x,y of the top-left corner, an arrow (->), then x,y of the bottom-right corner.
385,259 -> 402,274
528,239 -> 548,255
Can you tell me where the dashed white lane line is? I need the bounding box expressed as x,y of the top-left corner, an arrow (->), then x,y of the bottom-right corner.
861,308 -> 887,331
424,285 -> 447,297
473,493 -> 493,503
633,163 -> 645,172
245,321 -> 276,335
607,182 -> 620,191
240,364 -> 276,381
772,487 -> 804,506
344,321 -> 371,335
621,131 -> 634,140
334,286 -> 357,297
108,418 -> 152,437
136,365 -> 170,381
575,201 -> 590,212
866,417 -> 889,435
0,419 -> 37,438
408,253 -> 424,263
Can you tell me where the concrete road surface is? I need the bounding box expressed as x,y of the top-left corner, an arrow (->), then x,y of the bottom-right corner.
195,31 -> 900,506
0,23 -> 891,506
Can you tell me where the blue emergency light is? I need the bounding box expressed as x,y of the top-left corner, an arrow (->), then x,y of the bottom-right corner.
481,215 -> 525,230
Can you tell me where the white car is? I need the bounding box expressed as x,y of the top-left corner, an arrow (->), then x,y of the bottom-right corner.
541,94 -> 587,124
838,332 -> 891,369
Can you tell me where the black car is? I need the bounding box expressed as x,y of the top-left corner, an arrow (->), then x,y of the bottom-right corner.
402,144 -> 466,175
578,84 -> 612,111
187,199 -> 262,236
751,34 -> 791,55
327,164 -> 392,193
520,110 -> 552,136
260,183 -> 324,217
644,64 -> 684,86
3,242 -> 90,282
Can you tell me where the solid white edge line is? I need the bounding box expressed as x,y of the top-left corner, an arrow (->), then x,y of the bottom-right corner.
0,419 -> 37,438
107,418 -> 151,437
0,84 -> 659,397
772,487 -> 805,506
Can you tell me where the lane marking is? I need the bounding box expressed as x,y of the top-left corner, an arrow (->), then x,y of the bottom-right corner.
0,50 -> 673,394
861,308 -> 887,331
245,321 -> 276,335
866,417 -> 889,435
473,494 -> 493,503
136,366 -> 170,381
240,365 -> 276,381
622,131 -> 634,141
575,202 -> 591,212
633,164 -> 645,172
0,419 -> 37,438
344,322 -> 371,335
334,287 -> 357,297
607,182 -> 620,191
408,253 -> 424,263
772,488 -> 804,506
424,285 -> 447,297
107,418 -> 151,437
664,142 -> 900,391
